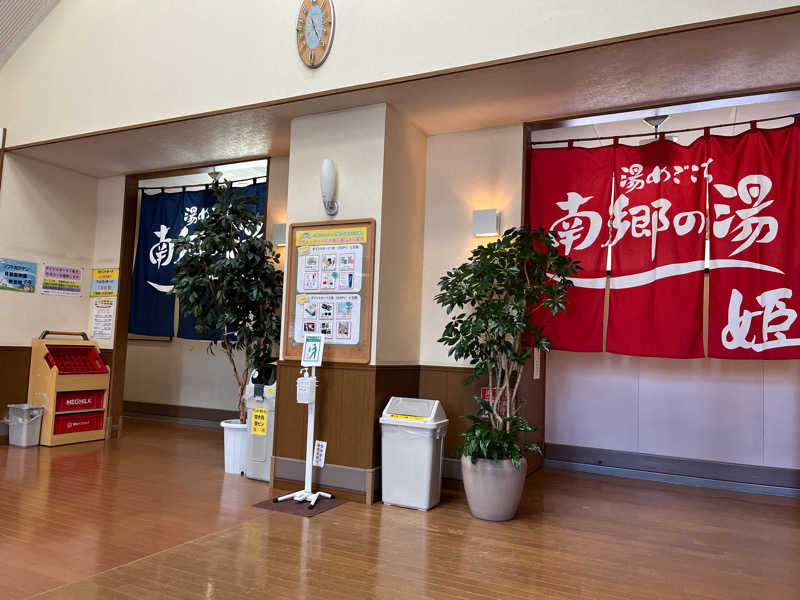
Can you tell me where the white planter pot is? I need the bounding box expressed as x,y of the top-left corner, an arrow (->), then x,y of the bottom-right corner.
221,419 -> 247,474
461,455 -> 527,521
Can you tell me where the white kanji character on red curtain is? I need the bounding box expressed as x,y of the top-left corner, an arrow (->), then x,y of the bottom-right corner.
549,192 -> 603,255
712,174 -> 777,256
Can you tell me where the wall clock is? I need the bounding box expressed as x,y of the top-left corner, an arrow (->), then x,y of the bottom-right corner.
296,0 -> 335,69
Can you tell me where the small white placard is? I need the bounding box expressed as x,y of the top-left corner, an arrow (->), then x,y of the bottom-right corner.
533,348 -> 541,380
313,440 -> 327,468
301,333 -> 324,367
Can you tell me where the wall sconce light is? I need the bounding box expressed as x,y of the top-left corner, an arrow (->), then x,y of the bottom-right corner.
473,209 -> 500,237
321,159 -> 338,216
272,223 -> 287,247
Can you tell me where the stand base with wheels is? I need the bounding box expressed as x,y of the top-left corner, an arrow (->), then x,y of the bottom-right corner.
273,365 -> 333,509
273,489 -> 335,509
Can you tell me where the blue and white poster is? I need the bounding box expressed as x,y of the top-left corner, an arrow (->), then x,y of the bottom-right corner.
129,184 -> 265,339
0,258 -> 37,293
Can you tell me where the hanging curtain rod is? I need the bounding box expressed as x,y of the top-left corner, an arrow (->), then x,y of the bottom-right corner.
139,175 -> 267,192
530,112 -> 800,146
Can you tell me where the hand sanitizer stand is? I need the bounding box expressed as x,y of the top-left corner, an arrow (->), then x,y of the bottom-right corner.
274,334 -> 333,509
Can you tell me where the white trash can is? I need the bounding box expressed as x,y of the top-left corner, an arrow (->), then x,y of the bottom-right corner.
6,404 -> 45,447
380,397 -> 448,511
221,419 -> 248,474
245,382 -> 276,482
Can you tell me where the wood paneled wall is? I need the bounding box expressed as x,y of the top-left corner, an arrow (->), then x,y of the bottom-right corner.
0,347 -> 32,414
275,356 -> 545,475
418,354 -> 546,473
0,346 -> 113,415
274,361 -> 419,470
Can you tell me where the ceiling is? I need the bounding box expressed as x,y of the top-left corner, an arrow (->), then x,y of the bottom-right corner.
0,0 -> 58,69
531,96 -> 800,146
139,159 -> 269,191
9,11 -> 800,178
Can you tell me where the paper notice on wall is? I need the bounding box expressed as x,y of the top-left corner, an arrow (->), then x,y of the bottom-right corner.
91,297 -> 116,339
90,268 -> 119,296
41,264 -> 83,296
533,349 -> 541,380
0,258 -> 37,293
294,293 -> 361,345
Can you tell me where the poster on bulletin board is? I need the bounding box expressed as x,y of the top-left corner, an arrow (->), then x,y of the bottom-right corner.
0,258 -> 37,293
283,220 -> 375,363
41,264 -> 83,296
91,268 -> 119,297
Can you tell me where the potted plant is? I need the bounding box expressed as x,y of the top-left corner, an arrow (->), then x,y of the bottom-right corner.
434,226 -> 579,521
172,181 -> 283,474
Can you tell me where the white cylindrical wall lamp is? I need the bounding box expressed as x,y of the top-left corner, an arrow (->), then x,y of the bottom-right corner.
321,159 -> 338,216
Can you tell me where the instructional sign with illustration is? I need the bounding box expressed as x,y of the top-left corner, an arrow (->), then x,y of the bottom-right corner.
292,226 -> 369,346
296,244 -> 363,294
294,293 -> 361,344
0,258 -> 37,293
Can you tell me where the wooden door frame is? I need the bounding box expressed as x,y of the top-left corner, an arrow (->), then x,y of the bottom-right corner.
108,156 -> 271,437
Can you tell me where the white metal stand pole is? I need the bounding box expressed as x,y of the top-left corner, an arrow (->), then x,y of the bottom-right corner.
274,365 -> 333,509
303,365 -> 316,494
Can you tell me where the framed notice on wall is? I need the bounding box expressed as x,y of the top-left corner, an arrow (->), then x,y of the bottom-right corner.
283,219 -> 376,364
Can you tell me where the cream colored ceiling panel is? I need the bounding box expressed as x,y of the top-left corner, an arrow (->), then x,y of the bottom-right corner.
0,0 -> 58,69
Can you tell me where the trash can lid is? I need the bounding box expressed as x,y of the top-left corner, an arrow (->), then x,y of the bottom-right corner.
379,397 -> 447,429
6,403 -> 44,412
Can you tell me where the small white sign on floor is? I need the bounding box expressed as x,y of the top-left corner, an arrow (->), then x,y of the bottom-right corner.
313,440 -> 327,468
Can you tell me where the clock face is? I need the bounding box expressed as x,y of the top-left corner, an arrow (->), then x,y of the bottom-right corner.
296,0 -> 335,68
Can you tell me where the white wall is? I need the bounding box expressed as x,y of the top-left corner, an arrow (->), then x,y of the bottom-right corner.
284,104 -> 387,363
0,154 -> 98,346
546,352 -> 800,469
375,106 -> 427,365
91,176 -> 126,348
1,1 -> 794,146
419,125 -> 524,367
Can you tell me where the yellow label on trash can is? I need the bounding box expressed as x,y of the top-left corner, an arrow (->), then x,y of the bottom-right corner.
388,414 -> 426,421
251,408 -> 267,435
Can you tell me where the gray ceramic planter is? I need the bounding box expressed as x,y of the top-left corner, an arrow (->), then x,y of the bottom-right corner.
461,455 -> 527,521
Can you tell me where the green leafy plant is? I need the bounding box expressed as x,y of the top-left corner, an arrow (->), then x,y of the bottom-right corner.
454,399 -> 540,471
434,226 -> 581,469
171,181 -> 283,423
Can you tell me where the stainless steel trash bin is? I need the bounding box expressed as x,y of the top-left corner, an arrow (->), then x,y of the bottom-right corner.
5,404 -> 45,447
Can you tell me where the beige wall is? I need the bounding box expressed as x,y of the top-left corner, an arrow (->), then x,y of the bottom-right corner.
284,104 -> 387,363
90,176 -> 126,348
375,106 -> 427,365
267,156 -> 289,269
124,338 -> 243,412
0,154 -> 98,346
419,125 -> 525,367
1,1 -> 794,146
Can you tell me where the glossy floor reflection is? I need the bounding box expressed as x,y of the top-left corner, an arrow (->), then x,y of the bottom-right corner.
4,419 -> 799,599
0,418 -> 271,599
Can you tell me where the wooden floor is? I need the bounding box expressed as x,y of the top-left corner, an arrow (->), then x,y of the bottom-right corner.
2,419 -> 799,599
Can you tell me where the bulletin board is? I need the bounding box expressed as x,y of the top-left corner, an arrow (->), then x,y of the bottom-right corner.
283,219 -> 376,364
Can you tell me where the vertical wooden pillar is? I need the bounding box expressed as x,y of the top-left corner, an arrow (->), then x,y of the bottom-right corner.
107,176 -> 138,437
0,128 -> 7,194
